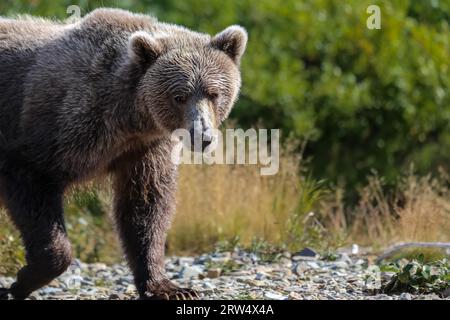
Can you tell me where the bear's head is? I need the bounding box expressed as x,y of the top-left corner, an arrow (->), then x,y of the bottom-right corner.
127,26 -> 247,150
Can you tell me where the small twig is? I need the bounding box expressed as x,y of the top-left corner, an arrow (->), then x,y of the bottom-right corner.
376,242 -> 450,264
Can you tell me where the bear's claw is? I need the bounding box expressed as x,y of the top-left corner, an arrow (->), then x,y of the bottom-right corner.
143,279 -> 200,300
149,288 -> 200,300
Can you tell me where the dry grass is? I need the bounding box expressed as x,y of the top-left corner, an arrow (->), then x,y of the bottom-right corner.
320,169 -> 450,250
1,147 -> 450,275
170,147 -> 304,253
1,146 -> 323,274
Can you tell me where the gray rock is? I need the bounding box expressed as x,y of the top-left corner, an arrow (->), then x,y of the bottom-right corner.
40,287 -> 63,295
399,293 -> 412,300
288,292 -> 303,300
255,272 -> 269,280
264,291 -> 287,300
339,253 -> 352,264
179,265 -> 204,279
292,248 -> 318,261
0,277 -> 13,287
109,292 -> 128,300
202,282 -> 216,290
330,261 -> 349,270
292,263 -> 309,275
305,261 -> 321,269
207,268 -> 222,278
0,248 -> 444,301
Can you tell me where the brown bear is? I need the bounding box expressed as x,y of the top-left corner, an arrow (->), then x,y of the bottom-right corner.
0,8 -> 247,299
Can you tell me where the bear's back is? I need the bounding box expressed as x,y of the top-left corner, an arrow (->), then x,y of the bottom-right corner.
0,17 -> 69,143
0,9 -> 147,143
0,17 -> 66,47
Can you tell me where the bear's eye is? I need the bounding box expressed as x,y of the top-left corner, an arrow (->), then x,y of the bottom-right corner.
173,95 -> 187,104
207,92 -> 219,102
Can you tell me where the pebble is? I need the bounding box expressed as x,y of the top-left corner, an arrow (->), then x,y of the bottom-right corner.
292,263 -> 308,275
1,249 -> 448,300
255,272 -> 269,280
399,293 -> 412,300
202,282 -> 216,290
207,268 -> 222,279
109,293 -> 128,300
288,292 -> 303,300
264,291 -> 288,300
179,265 -> 204,279
305,261 -> 321,269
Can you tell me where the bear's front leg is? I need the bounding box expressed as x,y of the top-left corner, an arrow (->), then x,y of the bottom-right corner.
0,175 -> 72,300
112,139 -> 199,300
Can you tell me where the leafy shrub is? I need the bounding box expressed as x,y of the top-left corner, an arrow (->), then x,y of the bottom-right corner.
381,257 -> 450,295
0,0 -> 448,190
0,211 -> 24,275
146,0 -> 450,190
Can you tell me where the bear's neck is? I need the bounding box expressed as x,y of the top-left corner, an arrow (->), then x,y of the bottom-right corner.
118,62 -> 166,137
82,57 -> 165,169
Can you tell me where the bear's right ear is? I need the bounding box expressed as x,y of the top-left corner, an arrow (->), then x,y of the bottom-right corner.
211,26 -> 248,65
127,31 -> 162,67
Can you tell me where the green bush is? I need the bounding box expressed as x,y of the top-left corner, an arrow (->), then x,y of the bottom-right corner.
381,257 -> 450,295
0,0 -> 448,189
150,0 -> 450,189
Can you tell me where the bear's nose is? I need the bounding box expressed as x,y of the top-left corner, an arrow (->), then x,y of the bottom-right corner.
201,133 -> 213,151
189,128 -> 213,152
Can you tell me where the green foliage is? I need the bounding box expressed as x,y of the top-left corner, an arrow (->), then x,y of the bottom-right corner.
64,189 -> 121,265
204,258 -> 242,275
0,212 -> 25,275
286,178 -> 344,251
381,257 -> 450,295
213,235 -> 241,253
141,0 -> 450,189
0,0 -> 448,188
249,238 -> 285,263
234,292 -> 255,300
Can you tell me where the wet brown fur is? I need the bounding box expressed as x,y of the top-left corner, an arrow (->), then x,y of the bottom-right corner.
0,8 -> 247,299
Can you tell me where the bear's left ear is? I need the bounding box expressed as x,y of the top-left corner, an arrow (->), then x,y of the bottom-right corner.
128,31 -> 163,67
211,26 -> 248,65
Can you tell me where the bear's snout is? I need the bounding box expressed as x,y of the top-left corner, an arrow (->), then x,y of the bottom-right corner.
189,127 -> 214,152
187,101 -> 216,152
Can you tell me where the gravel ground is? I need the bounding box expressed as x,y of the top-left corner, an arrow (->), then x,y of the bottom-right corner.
0,249 -> 447,300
